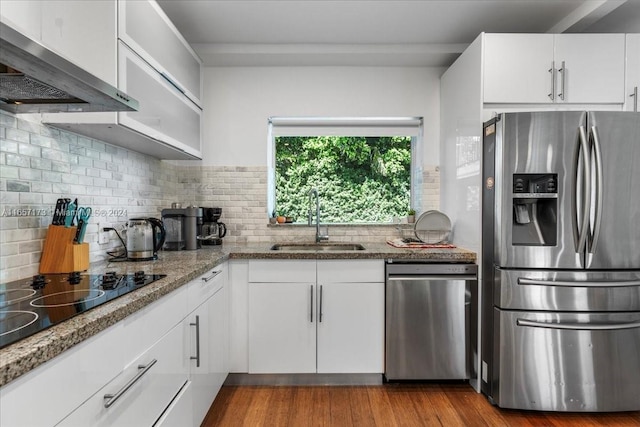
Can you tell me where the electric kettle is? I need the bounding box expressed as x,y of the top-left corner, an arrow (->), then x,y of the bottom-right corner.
125,218 -> 166,260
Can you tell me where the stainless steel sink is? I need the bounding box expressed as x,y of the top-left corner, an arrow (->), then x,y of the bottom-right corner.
270,243 -> 366,251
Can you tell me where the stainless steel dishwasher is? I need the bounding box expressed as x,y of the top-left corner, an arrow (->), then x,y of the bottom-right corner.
385,262 -> 478,381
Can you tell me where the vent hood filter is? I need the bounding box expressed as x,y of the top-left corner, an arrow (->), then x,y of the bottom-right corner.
0,21 -> 138,114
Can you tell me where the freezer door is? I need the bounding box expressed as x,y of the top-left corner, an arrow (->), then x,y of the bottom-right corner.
587,112 -> 640,269
494,309 -> 640,412
495,112 -> 587,269
495,268 -> 640,311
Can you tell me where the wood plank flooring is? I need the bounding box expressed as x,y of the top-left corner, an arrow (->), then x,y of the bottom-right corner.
201,384 -> 640,427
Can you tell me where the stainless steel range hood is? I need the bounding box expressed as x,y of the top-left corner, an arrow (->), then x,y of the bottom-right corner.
0,21 -> 138,114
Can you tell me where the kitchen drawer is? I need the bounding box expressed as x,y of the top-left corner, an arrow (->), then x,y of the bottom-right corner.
248,260 -> 316,283
0,323 -> 126,427
187,265 -> 226,313
56,321 -> 188,427
120,284 -> 188,364
317,260 -> 384,283
154,381 -> 194,427
495,309 -> 640,411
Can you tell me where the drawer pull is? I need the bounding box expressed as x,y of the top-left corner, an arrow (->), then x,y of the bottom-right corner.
202,270 -> 222,283
103,359 -> 157,408
517,318 -> 640,331
517,277 -> 640,287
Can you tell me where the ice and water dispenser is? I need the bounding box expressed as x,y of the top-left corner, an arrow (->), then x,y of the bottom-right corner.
512,173 -> 558,246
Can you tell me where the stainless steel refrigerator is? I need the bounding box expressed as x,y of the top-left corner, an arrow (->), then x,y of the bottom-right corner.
481,111 -> 640,412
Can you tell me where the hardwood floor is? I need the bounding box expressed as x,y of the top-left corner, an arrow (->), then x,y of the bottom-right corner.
201,384 -> 640,427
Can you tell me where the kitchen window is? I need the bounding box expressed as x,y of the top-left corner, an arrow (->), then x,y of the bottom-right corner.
268,117 -> 423,224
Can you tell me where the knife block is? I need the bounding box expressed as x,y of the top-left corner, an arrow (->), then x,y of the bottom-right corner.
39,225 -> 90,274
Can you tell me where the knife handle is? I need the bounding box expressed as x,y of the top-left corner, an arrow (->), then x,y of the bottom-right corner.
53,199 -> 64,225
74,219 -> 85,243
65,202 -> 76,227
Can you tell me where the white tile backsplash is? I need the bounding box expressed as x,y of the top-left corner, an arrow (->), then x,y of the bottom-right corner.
0,112 -> 178,281
1,112 -> 441,282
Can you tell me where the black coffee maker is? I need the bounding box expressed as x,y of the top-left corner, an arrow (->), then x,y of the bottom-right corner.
200,207 -> 227,245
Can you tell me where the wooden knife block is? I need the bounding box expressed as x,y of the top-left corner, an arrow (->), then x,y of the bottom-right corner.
39,225 -> 89,274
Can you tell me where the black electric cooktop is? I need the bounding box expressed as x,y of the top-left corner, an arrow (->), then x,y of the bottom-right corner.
0,271 -> 166,349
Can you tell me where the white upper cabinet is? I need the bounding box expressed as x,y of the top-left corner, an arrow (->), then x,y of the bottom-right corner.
32,0 -> 203,160
41,1 -> 117,86
1,1 -> 117,86
0,0 -> 42,41
117,42 -> 202,157
553,34 -> 625,104
119,0 -> 202,107
483,33 -> 625,104
625,34 -> 640,112
483,34 -> 554,104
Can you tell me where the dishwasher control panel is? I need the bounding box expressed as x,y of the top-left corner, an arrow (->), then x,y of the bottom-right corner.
386,262 -> 477,276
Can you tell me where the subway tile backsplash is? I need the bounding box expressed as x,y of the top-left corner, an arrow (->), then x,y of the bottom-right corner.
0,112 -> 178,282
0,112 -> 440,282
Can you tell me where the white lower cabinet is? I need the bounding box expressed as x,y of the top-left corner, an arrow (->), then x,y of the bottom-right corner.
185,267 -> 229,425
317,260 -> 385,374
249,281 -> 317,373
316,281 -> 384,373
0,323 -> 126,427
247,259 -> 384,374
56,322 -> 188,426
0,263 -> 229,427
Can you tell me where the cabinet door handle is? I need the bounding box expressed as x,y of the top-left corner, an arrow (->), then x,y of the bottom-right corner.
202,270 -> 221,282
558,60 -> 566,101
631,87 -> 638,112
548,61 -> 555,100
103,359 -> 157,408
319,285 -> 323,323
190,315 -> 201,367
310,285 -> 314,323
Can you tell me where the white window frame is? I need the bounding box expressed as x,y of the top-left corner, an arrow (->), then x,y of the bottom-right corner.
267,116 -> 424,224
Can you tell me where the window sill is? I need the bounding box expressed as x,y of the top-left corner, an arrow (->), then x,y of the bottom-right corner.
267,222 -> 412,228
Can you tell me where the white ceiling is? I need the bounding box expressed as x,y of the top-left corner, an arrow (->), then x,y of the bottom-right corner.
156,0 -> 640,67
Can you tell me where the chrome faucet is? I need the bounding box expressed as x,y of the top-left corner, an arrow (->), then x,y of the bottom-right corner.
308,188 -> 329,243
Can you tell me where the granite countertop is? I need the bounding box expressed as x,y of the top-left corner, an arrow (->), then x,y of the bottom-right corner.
226,241 -> 476,262
0,242 -> 476,387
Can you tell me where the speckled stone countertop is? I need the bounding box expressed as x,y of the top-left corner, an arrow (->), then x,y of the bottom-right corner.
0,242 -> 475,387
226,242 -> 476,262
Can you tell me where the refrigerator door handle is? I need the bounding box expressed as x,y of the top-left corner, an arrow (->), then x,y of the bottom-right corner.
518,277 -> 640,288
517,318 -> 640,331
573,126 -> 591,254
589,125 -> 604,255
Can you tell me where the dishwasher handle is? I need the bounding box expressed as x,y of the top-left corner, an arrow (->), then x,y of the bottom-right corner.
387,275 -> 478,281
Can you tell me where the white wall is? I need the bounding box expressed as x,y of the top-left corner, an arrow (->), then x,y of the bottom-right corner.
200,66 -> 444,167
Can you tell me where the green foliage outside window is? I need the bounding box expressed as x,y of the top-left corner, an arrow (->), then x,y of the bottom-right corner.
275,136 -> 411,223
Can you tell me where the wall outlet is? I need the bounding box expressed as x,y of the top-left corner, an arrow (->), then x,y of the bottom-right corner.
98,223 -> 110,245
